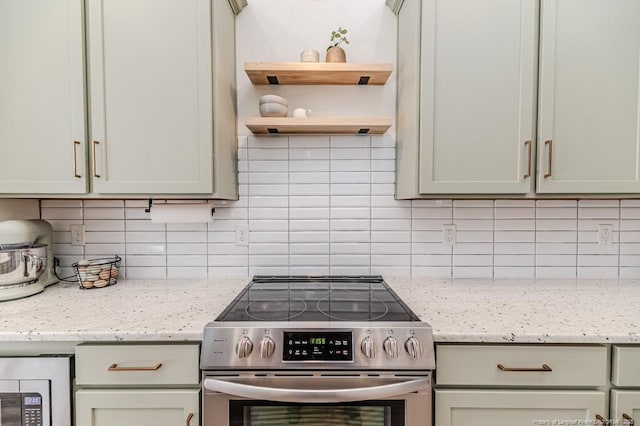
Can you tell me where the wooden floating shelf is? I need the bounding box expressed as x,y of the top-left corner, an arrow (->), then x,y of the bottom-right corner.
245,117 -> 392,135
245,62 -> 393,85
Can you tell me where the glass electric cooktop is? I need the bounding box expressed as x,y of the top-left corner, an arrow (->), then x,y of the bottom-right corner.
216,276 -> 420,322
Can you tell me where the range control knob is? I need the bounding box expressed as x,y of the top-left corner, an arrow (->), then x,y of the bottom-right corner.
259,336 -> 276,358
405,336 -> 423,359
383,336 -> 399,358
236,336 -> 253,358
361,336 -> 376,358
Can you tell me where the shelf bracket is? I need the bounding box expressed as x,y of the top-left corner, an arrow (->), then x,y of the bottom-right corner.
267,76 -> 279,85
144,199 -> 153,213
358,128 -> 370,134
358,76 -> 371,85
267,128 -> 279,134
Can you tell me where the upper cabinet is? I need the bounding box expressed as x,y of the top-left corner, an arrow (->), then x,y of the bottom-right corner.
0,0 -> 87,194
536,0 -> 640,194
396,0 -> 640,198
0,0 -> 241,199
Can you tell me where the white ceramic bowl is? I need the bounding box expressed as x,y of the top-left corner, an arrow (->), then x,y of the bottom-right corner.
259,95 -> 288,106
259,102 -> 288,117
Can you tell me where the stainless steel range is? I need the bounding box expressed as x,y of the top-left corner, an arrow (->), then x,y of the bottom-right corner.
201,276 -> 435,426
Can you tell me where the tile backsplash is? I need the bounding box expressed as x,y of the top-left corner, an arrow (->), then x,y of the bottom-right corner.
42,136 -> 640,280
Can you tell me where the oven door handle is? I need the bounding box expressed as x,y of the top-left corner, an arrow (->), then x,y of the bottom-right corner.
203,377 -> 430,403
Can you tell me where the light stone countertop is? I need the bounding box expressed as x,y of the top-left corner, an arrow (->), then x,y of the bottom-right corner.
1,278 -> 639,343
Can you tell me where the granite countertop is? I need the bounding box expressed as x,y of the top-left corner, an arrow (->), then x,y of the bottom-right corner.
1,278 -> 639,343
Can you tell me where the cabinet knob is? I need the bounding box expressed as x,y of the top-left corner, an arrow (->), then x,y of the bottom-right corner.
236,336 -> 253,358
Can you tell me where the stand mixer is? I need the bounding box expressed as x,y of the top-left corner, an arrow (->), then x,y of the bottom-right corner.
0,219 -> 57,301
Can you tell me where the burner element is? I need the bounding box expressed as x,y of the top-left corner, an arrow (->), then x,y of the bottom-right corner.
316,297 -> 389,321
244,298 -> 308,321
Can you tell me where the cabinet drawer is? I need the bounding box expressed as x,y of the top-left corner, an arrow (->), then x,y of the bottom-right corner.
612,346 -> 640,386
436,345 -> 607,387
76,343 -> 200,386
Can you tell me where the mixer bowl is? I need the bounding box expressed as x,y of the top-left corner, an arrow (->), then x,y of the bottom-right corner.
0,244 -> 48,287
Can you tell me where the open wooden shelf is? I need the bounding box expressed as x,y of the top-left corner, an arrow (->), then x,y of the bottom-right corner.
245,62 -> 393,85
245,117 -> 392,135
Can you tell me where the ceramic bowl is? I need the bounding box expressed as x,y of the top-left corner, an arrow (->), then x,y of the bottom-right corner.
259,102 -> 288,117
259,95 -> 288,106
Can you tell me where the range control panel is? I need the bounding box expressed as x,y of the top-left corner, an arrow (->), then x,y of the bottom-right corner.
283,332 -> 353,361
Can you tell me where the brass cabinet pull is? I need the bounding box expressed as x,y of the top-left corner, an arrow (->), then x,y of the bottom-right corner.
72,141 -> 81,178
92,140 -> 101,178
623,413 -> 635,426
524,140 -> 532,178
108,362 -> 162,371
497,363 -> 552,372
544,139 -> 553,178
595,414 -> 607,426
186,413 -> 194,426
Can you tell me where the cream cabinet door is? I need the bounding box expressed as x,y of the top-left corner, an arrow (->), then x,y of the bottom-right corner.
76,389 -> 199,426
537,0 -> 640,193
418,0 -> 538,194
611,390 -> 640,426
435,390 -> 606,426
87,0 -> 213,194
0,0 -> 87,194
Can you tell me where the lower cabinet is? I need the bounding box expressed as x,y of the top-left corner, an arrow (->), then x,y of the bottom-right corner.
74,343 -> 201,426
436,390 -> 606,426
435,344 -> 609,426
611,390 -> 640,426
75,389 -> 199,426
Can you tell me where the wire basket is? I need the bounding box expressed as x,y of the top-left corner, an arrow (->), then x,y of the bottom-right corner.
72,255 -> 121,289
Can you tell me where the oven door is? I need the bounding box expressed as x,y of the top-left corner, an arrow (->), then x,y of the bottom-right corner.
203,373 -> 431,426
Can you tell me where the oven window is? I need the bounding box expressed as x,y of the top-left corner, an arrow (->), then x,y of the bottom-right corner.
229,401 -> 404,426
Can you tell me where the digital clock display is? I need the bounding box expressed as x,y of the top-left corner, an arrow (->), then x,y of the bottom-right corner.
283,332 -> 353,361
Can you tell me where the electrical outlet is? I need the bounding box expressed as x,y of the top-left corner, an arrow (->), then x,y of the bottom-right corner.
597,224 -> 613,246
235,225 -> 249,246
70,224 -> 85,246
442,224 -> 456,246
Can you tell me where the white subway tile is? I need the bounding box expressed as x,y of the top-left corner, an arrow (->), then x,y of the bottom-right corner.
86,231 -> 125,244
371,242 -> 411,255
290,184 -> 330,196
371,172 -> 394,184
290,208 -> 330,220
330,243 -> 370,255
371,207 -> 411,220
289,231 -> 329,243
208,244 -> 249,255
84,200 -> 124,208
290,255 -> 330,266
41,208 -> 82,220
208,266 -> 249,278
536,243 -> 577,255
330,219 -> 370,231
290,172 -> 330,184
577,255 -> 618,267
456,231 -> 493,243
249,184 -> 289,196
494,254 -> 534,267
412,219 -> 452,231
330,183 -> 370,196
536,207 -> 577,219
166,223 -> 207,232
289,148 -> 330,160
453,267 -> 493,278
52,244 -> 83,256
124,207 -> 151,220
330,135 -> 371,147
249,220 -> 288,231
53,231 -> 71,244
621,232 -> 640,243
577,243 -> 619,255
126,244 -> 165,255
372,135 -> 395,148
249,231 -> 289,244
44,219 -> 83,231
209,219 -> 248,232
289,136 -> 330,148
577,267 -> 619,279
82,220 -> 124,232
331,159 -> 370,172
454,219 -> 493,231
125,255 -> 166,267
535,254 -> 577,266
249,136 -> 288,149
125,267 -> 167,279
208,254 -> 248,267
330,255 -> 370,266
413,199 -> 452,207
494,242 -> 535,254
494,200 -> 535,207
125,232 -> 164,244
371,266 -> 411,276
453,243 -> 493,255
453,207 -> 493,219
536,230 -> 577,243
371,254 -> 410,266
290,160 -> 330,172
126,220 -> 166,232
249,266 -> 290,275
166,232 -> 207,244
213,207 -> 248,220
621,244 -> 640,255
412,206 -> 452,219
290,266 -> 331,275
371,196 -> 411,208
494,231 -> 535,243
248,172 -> 289,184
453,255 -> 493,267
411,266 -> 452,278
371,184 -> 394,196
208,231 -> 235,244
578,200 -> 620,208
536,200 -> 577,208
290,220 -> 329,232
535,266 -> 576,279
412,242 -> 452,255
84,208 -> 124,220
331,196 -> 370,208
41,200 -> 83,207
249,254 -> 289,267
494,266 -> 535,278
494,219 -> 535,231
124,200 -> 149,208
85,243 -> 124,256
621,220 -> 640,231
249,244 -> 289,255
290,243 -> 329,255
331,147 -> 370,160
371,219 -> 411,231
249,208 -> 289,220
371,160 -> 395,172
167,267 -> 207,279
412,254 -> 452,266
371,147 -> 395,159
289,196 -> 329,208
411,231 -> 443,243
330,266 -> 371,275
331,208 -> 370,219
536,219 -> 578,231
166,255 -> 207,267
578,207 -> 619,219
454,200 -> 494,208
331,171 -> 371,184
620,267 -> 640,278
494,207 -> 535,219
371,230 -> 411,243
248,148 -> 288,160
250,160 -> 289,172
167,243 -> 207,255
329,231 -> 370,243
